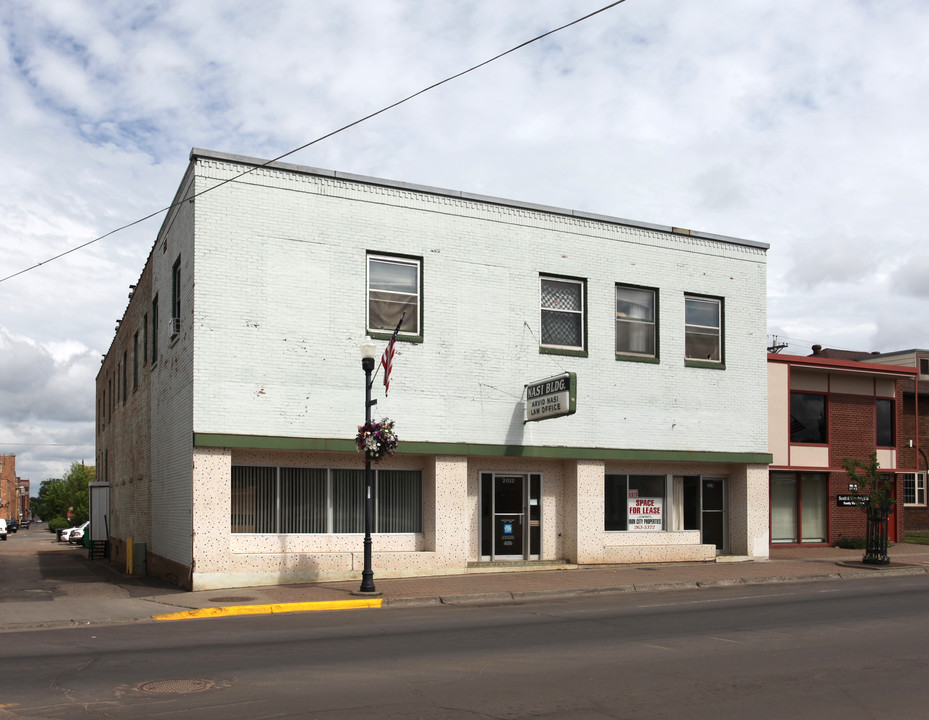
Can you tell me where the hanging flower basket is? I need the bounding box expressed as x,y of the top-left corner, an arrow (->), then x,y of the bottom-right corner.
355,418 -> 399,462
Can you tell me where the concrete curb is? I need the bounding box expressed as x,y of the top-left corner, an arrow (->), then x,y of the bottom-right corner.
4,555 -> 928,631
153,566 -> 929,617
152,598 -> 383,621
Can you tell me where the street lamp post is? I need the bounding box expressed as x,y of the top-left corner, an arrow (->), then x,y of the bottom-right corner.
359,339 -> 378,594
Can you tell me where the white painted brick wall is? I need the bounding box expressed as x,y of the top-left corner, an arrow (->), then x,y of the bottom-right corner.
150,175 -> 197,567
187,157 -> 768,456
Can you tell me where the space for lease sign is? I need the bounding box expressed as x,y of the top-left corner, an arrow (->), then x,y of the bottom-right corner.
628,496 -> 663,531
524,372 -> 577,423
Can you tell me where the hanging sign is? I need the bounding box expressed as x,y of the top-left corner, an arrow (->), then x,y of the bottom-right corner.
524,372 -> 577,423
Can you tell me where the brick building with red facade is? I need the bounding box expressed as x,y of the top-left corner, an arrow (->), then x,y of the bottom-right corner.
847,349 -> 929,532
900,376 -> 929,530
768,353 -> 916,546
0,454 -> 16,523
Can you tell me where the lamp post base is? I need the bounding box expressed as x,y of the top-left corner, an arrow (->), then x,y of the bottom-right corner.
358,570 -> 376,594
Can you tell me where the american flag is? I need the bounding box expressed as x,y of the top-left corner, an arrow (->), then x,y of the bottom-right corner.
381,314 -> 404,395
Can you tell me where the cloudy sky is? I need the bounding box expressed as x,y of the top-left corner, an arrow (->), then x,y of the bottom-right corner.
1,0 -> 928,487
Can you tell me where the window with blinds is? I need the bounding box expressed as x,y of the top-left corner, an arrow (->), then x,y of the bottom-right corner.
231,466 -> 422,534
615,284 -> 656,358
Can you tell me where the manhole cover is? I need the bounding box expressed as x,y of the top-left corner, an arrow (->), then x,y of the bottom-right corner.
138,679 -> 213,695
208,596 -> 255,603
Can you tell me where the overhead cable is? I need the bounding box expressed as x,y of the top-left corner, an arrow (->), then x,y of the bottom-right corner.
0,0 -> 627,285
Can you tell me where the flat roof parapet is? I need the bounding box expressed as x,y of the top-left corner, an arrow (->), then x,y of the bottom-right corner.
189,148 -> 769,251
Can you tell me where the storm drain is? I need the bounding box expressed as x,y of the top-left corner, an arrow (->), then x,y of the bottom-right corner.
208,596 -> 255,603
138,679 -> 214,695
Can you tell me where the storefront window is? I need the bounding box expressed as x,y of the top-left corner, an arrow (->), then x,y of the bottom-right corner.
770,471 -> 827,544
232,466 -> 422,534
770,473 -> 797,543
800,474 -> 827,542
605,474 -> 665,531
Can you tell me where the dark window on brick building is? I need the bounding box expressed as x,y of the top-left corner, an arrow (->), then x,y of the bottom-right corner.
171,256 -> 181,336
876,398 -> 895,447
152,296 -> 159,362
790,393 -> 827,444
133,331 -> 139,391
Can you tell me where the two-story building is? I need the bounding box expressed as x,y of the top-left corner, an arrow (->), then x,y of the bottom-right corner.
0,454 -> 17,523
97,148 -> 772,591
844,348 -> 929,531
767,352 -> 916,545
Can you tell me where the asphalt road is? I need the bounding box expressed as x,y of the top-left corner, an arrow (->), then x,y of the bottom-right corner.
3,573 -> 929,719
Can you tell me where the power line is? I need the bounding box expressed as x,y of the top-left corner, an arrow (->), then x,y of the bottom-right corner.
767,333 -> 876,354
0,0 -> 627,286
0,443 -> 94,447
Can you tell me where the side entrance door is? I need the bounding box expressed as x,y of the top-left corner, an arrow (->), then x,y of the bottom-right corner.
700,477 -> 727,551
680,475 -> 728,553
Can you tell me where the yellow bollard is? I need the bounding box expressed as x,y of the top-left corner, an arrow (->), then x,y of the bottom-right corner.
126,537 -> 133,575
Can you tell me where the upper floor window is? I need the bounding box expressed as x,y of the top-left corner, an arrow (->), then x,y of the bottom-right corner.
171,256 -> 181,336
540,275 -> 585,352
151,296 -> 159,361
367,254 -> 421,336
684,295 -> 722,363
876,398 -> 895,447
133,331 -> 139,391
616,285 -> 656,358
790,392 -> 827,444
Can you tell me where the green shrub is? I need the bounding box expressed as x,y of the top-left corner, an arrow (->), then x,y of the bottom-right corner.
47,516 -> 69,532
835,536 -> 867,549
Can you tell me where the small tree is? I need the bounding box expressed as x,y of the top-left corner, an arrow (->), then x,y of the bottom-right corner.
842,452 -> 895,565
31,463 -> 95,525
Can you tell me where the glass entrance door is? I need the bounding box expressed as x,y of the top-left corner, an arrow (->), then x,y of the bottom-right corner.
494,476 -> 524,557
701,478 -> 726,551
680,475 -> 728,553
480,473 -> 542,560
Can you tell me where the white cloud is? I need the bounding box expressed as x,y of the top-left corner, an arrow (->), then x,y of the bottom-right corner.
3,0 -> 929,481
0,329 -> 97,424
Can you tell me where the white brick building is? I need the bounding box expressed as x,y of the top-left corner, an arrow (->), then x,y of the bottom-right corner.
97,148 -> 771,591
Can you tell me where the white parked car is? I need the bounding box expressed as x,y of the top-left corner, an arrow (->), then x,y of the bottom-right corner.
0,518 -> 7,541
59,521 -> 88,543
68,521 -> 90,545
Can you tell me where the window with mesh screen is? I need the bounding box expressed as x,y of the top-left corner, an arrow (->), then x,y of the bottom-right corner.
540,276 -> 584,350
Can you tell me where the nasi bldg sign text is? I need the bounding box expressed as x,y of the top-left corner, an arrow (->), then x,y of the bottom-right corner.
524,372 -> 577,423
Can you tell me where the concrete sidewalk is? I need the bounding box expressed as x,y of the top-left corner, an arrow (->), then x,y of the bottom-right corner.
3,543 -> 929,632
